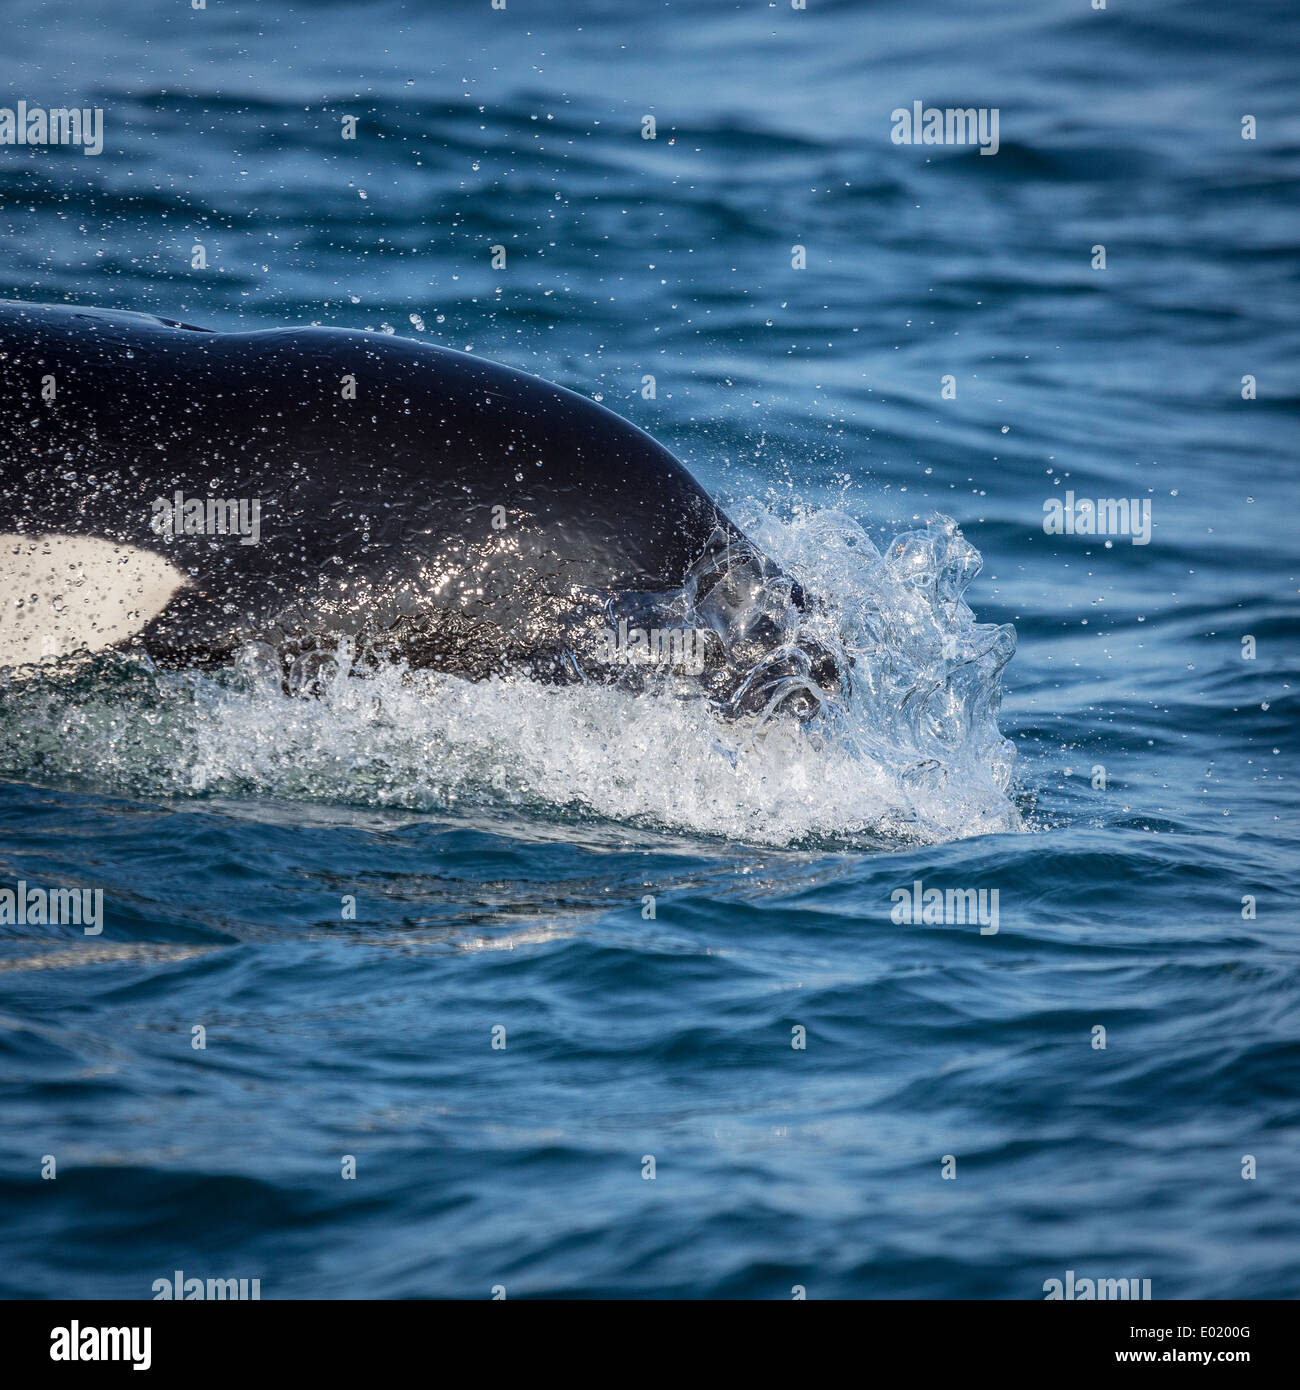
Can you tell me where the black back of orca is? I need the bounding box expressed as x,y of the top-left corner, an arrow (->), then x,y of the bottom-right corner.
0,299 -> 766,680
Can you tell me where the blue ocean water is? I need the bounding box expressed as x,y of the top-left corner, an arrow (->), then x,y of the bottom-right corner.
2,0 -> 1298,1299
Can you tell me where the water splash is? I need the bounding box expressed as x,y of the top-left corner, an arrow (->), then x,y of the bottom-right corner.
0,510 -> 1019,848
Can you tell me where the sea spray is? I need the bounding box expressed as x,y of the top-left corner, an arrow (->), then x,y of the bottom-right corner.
0,510 -> 1019,848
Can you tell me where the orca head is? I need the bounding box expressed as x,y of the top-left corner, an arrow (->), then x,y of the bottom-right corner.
591,531 -> 848,723
688,540 -> 846,722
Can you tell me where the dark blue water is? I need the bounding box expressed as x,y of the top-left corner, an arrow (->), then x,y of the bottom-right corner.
2,0 -> 1299,1299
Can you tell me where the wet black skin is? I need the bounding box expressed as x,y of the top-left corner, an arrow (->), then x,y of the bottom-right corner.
0,300 -> 838,713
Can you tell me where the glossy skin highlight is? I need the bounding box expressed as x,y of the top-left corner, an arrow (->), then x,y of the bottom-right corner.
0,300 -> 837,712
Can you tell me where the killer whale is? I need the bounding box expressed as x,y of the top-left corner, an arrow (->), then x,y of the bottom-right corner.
0,300 -> 839,715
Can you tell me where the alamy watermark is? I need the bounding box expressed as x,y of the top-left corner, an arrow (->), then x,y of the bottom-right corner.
1044,1270 -> 1152,1300
152,1270 -> 261,1300
891,878 -> 999,935
1043,492 -> 1151,545
891,102 -> 1000,156
596,619 -> 708,675
0,880 -> 102,934
152,491 -> 262,545
0,102 -> 104,156
50,1323 -> 150,1370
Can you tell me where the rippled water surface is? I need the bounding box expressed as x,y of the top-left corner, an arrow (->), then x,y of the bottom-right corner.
2,0 -> 1298,1298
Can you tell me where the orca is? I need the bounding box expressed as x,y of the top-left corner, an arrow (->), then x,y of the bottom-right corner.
0,300 -> 840,716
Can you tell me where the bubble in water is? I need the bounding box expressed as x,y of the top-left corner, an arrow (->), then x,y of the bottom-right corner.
0,509 -> 1019,848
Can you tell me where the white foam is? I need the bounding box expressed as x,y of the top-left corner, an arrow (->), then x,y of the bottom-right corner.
0,510 -> 1021,848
